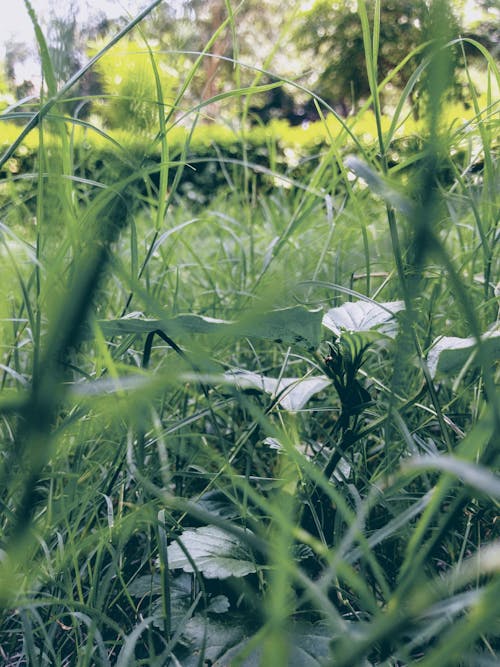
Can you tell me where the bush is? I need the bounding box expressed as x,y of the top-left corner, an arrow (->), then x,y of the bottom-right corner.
0,97 -> 489,212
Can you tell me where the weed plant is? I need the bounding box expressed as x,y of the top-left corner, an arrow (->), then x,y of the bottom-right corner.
0,0 -> 499,665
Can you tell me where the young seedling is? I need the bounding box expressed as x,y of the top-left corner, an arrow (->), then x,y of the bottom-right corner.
322,335 -> 373,480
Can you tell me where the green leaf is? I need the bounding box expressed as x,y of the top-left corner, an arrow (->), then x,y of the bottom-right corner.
128,572 -> 191,599
179,614 -> 249,666
338,331 -> 385,363
70,373 -> 152,397
129,572 -> 195,634
23,0 -> 57,97
194,491 -> 241,520
167,526 -> 257,579
427,328 -> 500,378
98,312 -> 226,336
234,306 -> 322,349
344,155 -> 415,217
223,370 -> 331,411
217,621 -> 333,666
128,574 -> 162,598
98,305 -> 323,349
405,455 -> 500,499
323,299 -> 404,338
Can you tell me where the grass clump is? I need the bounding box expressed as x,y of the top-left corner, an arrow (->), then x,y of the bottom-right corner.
0,0 -> 499,665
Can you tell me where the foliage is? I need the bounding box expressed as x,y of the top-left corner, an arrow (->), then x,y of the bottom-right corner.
0,94 -> 489,209
0,69 -> 14,113
4,0 -> 492,124
90,38 -> 179,133
46,8 -> 82,85
294,0 -> 463,115
0,0 -> 499,665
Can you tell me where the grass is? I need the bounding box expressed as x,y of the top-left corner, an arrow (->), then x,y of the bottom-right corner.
0,0 -> 499,665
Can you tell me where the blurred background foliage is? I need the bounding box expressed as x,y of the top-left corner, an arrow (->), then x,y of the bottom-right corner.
0,0 -> 498,209
1,0 -> 498,128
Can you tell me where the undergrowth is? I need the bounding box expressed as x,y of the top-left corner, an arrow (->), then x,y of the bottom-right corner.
0,0 -> 499,665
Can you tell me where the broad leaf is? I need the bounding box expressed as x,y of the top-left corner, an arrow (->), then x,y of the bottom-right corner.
427,328 -> 500,378
128,573 -> 162,598
215,621 -> 333,666
167,525 -> 257,579
98,312 -> 227,336
235,306 -> 322,349
128,572 -> 191,599
223,370 -> 331,411
177,614 -> 251,667
70,373 -> 151,396
128,572 -> 194,634
323,299 -> 404,338
99,305 -> 322,349
194,491 -> 241,520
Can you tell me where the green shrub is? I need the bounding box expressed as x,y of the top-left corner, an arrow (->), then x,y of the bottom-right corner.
1,97 -> 490,211
90,38 -> 179,133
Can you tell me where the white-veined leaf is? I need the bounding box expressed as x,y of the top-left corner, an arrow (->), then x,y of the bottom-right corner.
223,370 -> 331,411
427,327 -> 500,378
194,491 -> 241,520
322,300 -> 404,338
167,525 -> 257,579
128,572 -> 191,599
179,614 -> 249,666
208,595 -> 231,614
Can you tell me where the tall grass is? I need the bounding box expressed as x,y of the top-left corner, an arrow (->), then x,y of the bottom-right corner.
0,0 -> 499,665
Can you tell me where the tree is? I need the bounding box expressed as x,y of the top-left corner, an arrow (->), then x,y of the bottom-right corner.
47,12 -> 81,85
3,39 -> 34,101
0,65 -> 14,112
293,0 -> 463,116
136,0 -> 302,122
461,0 -> 500,60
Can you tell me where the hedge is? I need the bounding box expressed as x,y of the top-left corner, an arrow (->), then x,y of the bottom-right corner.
0,98 -> 492,210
